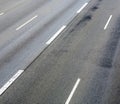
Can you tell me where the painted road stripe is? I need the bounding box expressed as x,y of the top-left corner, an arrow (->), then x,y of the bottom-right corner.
77,3 -> 88,14
0,12 -> 4,16
46,25 -> 66,45
16,15 -> 38,30
65,78 -> 81,104
0,70 -> 24,96
104,15 -> 112,30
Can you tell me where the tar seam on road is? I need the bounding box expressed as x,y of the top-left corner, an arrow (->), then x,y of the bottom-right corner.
77,3 -> 88,14
0,70 -> 24,96
16,15 -> 38,30
65,78 -> 81,104
0,12 -> 4,16
46,25 -> 66,45
104,15 -> 112,30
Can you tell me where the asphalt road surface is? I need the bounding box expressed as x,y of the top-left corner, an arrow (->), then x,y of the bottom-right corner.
0,0 -> 120,104
0,0 -> 88,89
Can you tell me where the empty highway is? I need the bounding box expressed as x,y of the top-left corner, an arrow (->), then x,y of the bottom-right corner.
0,0 -> 120,104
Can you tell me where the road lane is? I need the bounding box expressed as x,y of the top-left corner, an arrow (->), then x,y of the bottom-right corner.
0,0 -> 89,94
0,0 -> 84,49
1,0 -> 120,104
0,0 -> 25,10
0,0 -> 48,32
0,0 -> 88,52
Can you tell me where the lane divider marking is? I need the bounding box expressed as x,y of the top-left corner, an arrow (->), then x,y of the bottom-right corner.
0,70 -> 24,96
46,25 -> 66,45
16,15 -> 38,30
77,3 -> 88,14
65,78 -> 81,104
104,15 -> 112,30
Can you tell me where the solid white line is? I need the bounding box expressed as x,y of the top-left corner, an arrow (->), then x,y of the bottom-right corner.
46,25 -> 66,45
77,3 -> 88,14
65,78 -> 81,104
0,70 -> 24,96
0,12 -> 4,16
104,15 -> 112,30
16,15 -> 38,30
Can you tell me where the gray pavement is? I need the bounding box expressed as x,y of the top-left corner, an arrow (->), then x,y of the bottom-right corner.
0,0 -> 120,104
0,0 -> 88,89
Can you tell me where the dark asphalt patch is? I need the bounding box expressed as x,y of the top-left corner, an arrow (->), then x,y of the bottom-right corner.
91,6 -> 98,11
68,13 -> 92,33
76,14 -> 92,26
90,0 -> 103,12
69,0 -> 102,33
99,18 -> 120,68
81,67 -> 110,104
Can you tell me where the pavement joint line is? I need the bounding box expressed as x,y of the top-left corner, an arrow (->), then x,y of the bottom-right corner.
46,25 -> 66,45
65,78 -> 81,104
16,15 -> 38,30
104,15 -> 112,30
0,70 -> 24,96
76,2 -> 88,14
0,12 -> 4,16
